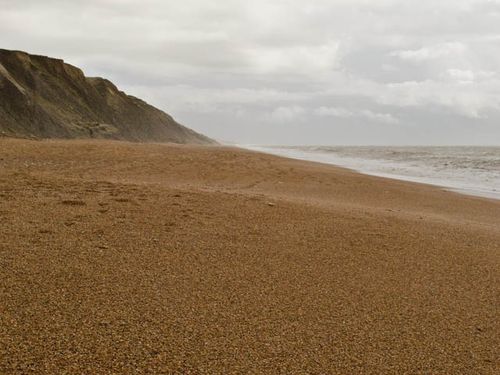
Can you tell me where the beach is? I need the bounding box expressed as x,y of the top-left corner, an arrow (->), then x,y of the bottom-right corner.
1,138 -> 499,373
244,145 -> 500,201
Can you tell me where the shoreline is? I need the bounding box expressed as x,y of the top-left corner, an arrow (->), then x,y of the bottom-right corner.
241,145 -> 500,201
1,138 -> 499,374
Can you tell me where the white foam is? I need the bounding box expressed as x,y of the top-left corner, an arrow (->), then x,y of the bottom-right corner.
242,145 -> 500,200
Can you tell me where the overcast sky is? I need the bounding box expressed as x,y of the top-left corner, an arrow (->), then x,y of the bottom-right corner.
2,0 -> 500,145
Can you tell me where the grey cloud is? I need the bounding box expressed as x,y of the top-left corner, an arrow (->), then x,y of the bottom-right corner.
1,0 -> 499,145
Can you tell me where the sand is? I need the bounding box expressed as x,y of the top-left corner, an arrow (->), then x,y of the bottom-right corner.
0,138 -> 499,374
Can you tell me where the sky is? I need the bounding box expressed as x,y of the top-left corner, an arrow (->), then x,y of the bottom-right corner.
1,0 -> 500,145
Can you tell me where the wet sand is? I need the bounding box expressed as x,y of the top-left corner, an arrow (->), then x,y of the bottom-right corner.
1,138 -> 499,374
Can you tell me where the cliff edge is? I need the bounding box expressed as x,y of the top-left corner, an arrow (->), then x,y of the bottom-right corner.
0,49 -> 214,144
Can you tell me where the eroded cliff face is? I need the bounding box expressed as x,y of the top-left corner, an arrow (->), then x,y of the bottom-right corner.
0,49 -> 215,144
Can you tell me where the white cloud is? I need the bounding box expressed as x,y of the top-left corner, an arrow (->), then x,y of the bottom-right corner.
359,110 -> 399,124
444,69 -> 476,84
314,107 -> 399,124
314,107 -> 354,118
267,106 -> 306,123
246,41 -> 341,75
390,42 -> 467,63
375,79 -> 500,118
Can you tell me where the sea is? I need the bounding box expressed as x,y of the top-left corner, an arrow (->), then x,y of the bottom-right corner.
242,145 -> 500,200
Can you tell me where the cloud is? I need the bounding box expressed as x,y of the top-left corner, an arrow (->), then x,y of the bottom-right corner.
314,107 -> 399,124
267,106 -> 306,123
444,69 -> 476,84
390,42 -> 467,63
374,79 -> 500,118
245,41 -> 341,75
314,107 -> 354,118
1,0 -> 500,144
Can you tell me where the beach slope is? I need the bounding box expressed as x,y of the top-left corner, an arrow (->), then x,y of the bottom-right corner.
0,139 -> 498,374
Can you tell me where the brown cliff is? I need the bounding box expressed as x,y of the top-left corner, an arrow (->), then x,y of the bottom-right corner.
0,49 -> 214,144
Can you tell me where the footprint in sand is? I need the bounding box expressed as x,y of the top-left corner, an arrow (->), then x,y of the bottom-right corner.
60,199 -> 86,206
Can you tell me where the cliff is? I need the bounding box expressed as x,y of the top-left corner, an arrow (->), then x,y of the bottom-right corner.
0,49 -> 214,144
